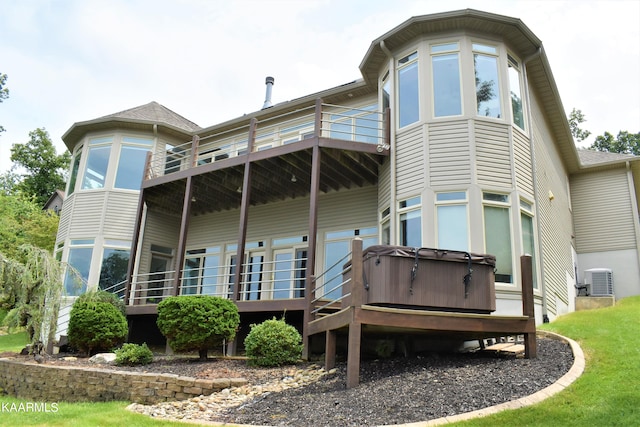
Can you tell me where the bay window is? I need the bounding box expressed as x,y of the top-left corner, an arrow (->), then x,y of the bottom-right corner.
82,137 -> 112,189
64,239 -> 94,295
508,54 -> 525,130
436,192 -> 468,251
397,51 -> 420,128
473,43 -> 502,118
399,197 -> 422,247
483,193 -> 513,283
115,137 -> 153,189
431,43 -> 462,117
520,200 -> 537,289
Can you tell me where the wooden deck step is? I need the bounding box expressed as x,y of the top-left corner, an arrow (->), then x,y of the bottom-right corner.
483,343 -> 525,355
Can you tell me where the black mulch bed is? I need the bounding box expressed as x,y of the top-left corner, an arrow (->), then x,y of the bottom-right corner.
216,337 -> 574,427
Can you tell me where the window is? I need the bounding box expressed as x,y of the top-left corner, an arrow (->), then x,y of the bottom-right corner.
182,247 -> 222,296
397,51 -> 420,128
399,197 -> 421,247
380,207 -> 391,245
436,192 -> 468,251
63,239 -> 94,296
508,55 -> 525,130
82,137 -> 112,189
323,227 -> 378,300
67,145 -> 83,196
99,240 -> 130,297
520,200 -> 537,289
473,43 -> 501,118
483,192 -> 513,283
115,137 -> 153,190
382,70 -> 390,112
431,43 -> 462,117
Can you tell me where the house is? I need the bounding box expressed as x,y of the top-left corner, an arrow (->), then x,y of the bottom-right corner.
43,190 -> 65,215
54,9 -> 640,357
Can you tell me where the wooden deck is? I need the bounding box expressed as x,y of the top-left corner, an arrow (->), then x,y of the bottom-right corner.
306,240 -> 537,388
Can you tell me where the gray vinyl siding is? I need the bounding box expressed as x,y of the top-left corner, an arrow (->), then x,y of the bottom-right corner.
571,168 -> 636,253
530,93 -> 574,315
396,125 -> 425,196
475,121 -> 512,188
55,195 -> 74,243
139,210 -> 181,275
103,191 -> 140,239
428,120 -> 471,187
513,128 -> 534,196
378,158 -> 391,212
186,186 -> 379,250
66,192 -> 107,238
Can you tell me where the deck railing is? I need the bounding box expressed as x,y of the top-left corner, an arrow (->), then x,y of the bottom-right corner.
145,102 -> 388,180
126,256 -> 309,305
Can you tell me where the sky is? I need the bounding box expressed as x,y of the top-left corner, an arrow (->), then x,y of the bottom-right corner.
1,0 -> 639,173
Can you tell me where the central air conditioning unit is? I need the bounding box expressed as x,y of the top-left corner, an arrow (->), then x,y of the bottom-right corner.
584,268 -> 614,296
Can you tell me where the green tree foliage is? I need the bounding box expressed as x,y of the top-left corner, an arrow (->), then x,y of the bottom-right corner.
156,296 -> 239,360
10,128 -> 71,205
67,300 -> 128,355
244,317 -> 303,367
0,245 -> 64,348
568,108 -> 592,143
0,193 -> 59,263
0,72 -> 8,134
590,131 -> 640,155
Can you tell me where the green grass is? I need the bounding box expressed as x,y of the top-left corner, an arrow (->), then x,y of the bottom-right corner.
0,297 -> 638,426
453,295 -> 640,426
0,330 -> 29,353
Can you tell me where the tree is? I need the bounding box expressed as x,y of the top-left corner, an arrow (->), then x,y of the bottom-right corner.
590,131 -> 640,156
0,73 -> 8,134
568,108 -> 591,143
10,128 -> 70,205
0,245 -> 64,348
0,192 -> 59,262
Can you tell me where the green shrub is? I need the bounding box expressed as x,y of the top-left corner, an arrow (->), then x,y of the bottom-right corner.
67,300 -> 128,355
157,295 -> 240,360
115,343 -> 153,366
75,289 -> 126,315
244,317 -> 303,367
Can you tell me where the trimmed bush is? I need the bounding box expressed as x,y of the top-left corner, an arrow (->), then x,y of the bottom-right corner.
75,289 -> 126,315
157,295 -> 239,360
244,317 -> 303,367
67,300 -> 128,355
115,343 -> 153,366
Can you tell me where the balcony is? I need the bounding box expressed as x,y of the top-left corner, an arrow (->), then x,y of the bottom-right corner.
141,101 -> 390,216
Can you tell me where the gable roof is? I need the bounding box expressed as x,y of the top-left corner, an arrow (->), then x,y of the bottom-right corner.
62,102 -> 200,150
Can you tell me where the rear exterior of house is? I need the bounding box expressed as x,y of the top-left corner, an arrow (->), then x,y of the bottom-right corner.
54,9 -> 640,351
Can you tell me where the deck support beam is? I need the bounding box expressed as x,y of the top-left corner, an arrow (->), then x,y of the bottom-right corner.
521,254 -> 537,358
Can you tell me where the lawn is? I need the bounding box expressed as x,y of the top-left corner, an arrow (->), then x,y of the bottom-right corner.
0,297 -> 638,426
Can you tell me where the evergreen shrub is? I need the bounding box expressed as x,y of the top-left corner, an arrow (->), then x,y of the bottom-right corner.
244,317 -> 302,367
67,300 -> 128,355
156,295 -> 239,360
115,343 -> 153,366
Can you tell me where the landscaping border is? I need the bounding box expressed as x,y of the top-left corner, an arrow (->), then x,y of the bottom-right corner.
0,358 -> 247,404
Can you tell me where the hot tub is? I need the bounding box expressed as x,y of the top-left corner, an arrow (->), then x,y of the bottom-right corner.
343,245 -> 496,313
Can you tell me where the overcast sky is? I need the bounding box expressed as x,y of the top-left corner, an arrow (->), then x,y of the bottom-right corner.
1,0 -> 639,173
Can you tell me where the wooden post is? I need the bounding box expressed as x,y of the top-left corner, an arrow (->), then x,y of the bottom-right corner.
521,255 -> 537,358
172,176 -> 194,296
325,330 -> 336,370
346,238 -> 364,388
190,135 -> 200,168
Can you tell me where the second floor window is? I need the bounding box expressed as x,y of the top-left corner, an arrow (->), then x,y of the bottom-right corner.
431,43 -> 462,117
115,137 -> 153,190
82,137 -> 112,190
473,43 -> 502,118
397,51 -> 420,128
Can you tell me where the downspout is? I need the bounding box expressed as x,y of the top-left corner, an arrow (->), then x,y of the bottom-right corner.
522,47 -> 548,322
380,40 -> 397,243
625,161 -> 640,272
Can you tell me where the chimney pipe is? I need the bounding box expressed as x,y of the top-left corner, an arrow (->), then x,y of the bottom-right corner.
262,76 -> 275,109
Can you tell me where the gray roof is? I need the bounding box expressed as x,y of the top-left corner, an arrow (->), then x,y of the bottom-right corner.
577,149 -> 638,166
99,101 -> 201,133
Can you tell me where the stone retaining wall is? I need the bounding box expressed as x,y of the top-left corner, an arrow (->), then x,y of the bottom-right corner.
0,358 -> 247,404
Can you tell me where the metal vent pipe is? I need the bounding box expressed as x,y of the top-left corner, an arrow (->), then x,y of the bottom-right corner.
262,76 -> 275,109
